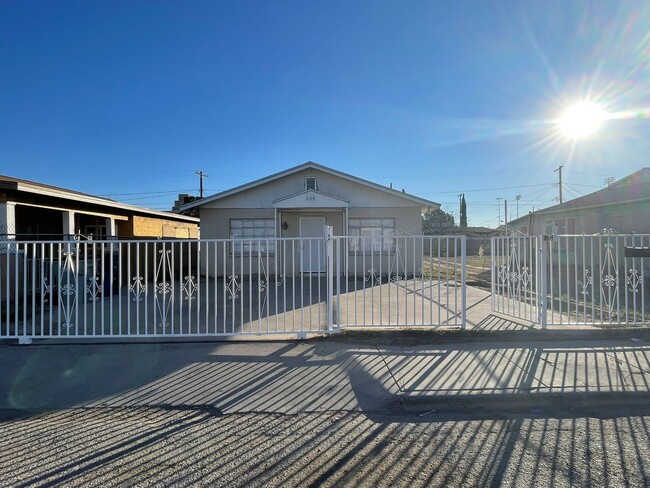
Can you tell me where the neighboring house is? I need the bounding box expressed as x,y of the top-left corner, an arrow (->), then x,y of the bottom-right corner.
509,168 -> 650,236
0,175 -> 199,240
180,161 -> 440,275
445,226 -> 499,254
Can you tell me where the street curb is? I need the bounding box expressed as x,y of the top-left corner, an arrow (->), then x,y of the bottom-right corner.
400,390 -> 650,414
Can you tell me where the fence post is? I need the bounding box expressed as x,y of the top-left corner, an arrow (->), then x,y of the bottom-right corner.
538,235 -> 548,329
461,236 -> 467,329
490,237 -> 496,311
326,225 -> 334,331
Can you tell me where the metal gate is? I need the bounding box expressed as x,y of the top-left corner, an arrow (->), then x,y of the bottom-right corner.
492,232 -> 650,327
0,231 -> 467,343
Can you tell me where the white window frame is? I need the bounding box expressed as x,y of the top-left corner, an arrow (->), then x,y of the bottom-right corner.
229,218 -> 276,254
348,218 -> 395,252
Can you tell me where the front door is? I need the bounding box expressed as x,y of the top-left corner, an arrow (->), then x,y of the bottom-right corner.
300,217 -> 326,272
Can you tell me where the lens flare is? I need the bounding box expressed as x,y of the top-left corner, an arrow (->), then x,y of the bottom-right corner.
558,102 -> 607,138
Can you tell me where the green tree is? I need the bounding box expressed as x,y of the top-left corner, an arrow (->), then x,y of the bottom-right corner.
422,209 -> 455,235
460,194 -> 467,228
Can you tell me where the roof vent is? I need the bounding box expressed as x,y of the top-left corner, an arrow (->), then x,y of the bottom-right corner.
305,176 -> 317,191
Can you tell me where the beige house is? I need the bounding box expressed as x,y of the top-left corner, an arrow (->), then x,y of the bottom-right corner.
181,161 -> 440,275
509,168 -> 650,236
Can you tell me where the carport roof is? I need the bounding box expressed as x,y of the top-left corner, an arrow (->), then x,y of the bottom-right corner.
0,174 -> 199,223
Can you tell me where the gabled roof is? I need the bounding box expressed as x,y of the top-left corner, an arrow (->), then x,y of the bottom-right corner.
533,167 -> 650,215
0,175 -> 199,223
180,161 -> 440,210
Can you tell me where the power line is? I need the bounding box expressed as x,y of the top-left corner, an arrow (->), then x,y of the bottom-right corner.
417,182 -> 555,195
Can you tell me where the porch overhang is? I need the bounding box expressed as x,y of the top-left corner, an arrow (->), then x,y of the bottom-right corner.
273,190 -> 349,209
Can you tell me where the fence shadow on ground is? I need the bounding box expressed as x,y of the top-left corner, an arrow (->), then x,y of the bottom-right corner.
2,341 -> 650,486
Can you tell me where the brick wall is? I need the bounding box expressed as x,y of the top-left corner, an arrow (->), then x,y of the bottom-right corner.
130,216 -> 198,239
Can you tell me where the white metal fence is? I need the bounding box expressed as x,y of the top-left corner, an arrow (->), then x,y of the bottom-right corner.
0,232 -> 467,343
492,233 -> 650,326
333,235 -> 466,327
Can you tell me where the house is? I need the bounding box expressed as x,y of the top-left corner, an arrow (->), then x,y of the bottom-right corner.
445,226 -> 499,255
180,161 -> 440,275
0,175 -> 199,240
508,168 -> 650,236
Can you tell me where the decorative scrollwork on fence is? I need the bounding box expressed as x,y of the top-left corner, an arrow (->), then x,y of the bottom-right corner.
86,277 -> 102,301
58,250 -> 77,329
182,276 -> 197,301
129,277 -> 146,302
600,241 -> 618,315
226,274 -> 240,299
364,268 -> 380,286
578,270 -> 592,296
498,265 -> 508,285
390,274 -> 404,284
41,277 -> 52,304
627,269 -> 642,293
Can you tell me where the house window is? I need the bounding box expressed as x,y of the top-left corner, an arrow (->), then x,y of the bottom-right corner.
230,219 -> 276,254
305,176 -> 317,191
349,218 -> 395,252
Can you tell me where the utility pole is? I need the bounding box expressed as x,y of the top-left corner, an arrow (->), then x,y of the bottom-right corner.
196,171 -> 208,198
504,199 -> 508,235
515,195 -> 521,219
496,197 -> 503,229
554,164 -> 564,204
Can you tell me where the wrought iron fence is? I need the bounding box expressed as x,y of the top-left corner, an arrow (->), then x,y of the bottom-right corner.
0,233 -> 467,343
333,235 -> 467,327
492,233 -> 650,326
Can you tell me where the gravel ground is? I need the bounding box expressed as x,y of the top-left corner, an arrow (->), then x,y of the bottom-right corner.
2,406 -> 650,487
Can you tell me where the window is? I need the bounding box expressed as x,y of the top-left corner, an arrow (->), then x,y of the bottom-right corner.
305,176 -> 317,191
349,218 -> 395,252
230,219 -> 276,253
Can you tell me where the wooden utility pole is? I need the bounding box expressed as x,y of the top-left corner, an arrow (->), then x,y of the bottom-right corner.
196,171 -> 208,198
555,165 -> 564,204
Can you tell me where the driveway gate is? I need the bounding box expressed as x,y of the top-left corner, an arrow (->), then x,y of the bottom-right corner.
0,230 -> 467,343
492,232 -> 650,326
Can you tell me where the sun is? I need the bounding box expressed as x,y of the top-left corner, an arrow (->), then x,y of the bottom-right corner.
557,101 -> 607,139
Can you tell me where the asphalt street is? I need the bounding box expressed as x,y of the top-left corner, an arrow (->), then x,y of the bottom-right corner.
2,331 -> 650,487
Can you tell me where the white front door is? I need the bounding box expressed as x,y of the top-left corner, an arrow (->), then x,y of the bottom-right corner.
300,217 -> 326,272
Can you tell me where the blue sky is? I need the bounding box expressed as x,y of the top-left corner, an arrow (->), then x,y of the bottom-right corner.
1,1 -> 648,227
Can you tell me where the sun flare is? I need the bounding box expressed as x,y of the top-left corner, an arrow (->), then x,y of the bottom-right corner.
558,101 -> 607,139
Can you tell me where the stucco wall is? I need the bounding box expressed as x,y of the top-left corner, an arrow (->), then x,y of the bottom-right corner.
200,168 -> 430,210
527,200 -> 650,235
195,168 -> 429,277
198,206 -> 423,278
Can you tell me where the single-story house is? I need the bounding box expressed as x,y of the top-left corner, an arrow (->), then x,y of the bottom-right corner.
180,161 -> 440,275
0,175 -> 199,240
508,167 -> 650,236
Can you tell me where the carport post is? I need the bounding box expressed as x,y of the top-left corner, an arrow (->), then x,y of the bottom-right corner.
461,236 -> 467,329
326,225 -> 334,331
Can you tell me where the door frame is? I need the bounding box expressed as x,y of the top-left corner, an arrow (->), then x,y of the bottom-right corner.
299,217 -> 326,272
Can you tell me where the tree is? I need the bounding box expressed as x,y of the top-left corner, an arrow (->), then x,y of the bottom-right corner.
422,209 -> 455,235
460,194 -> 468,228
